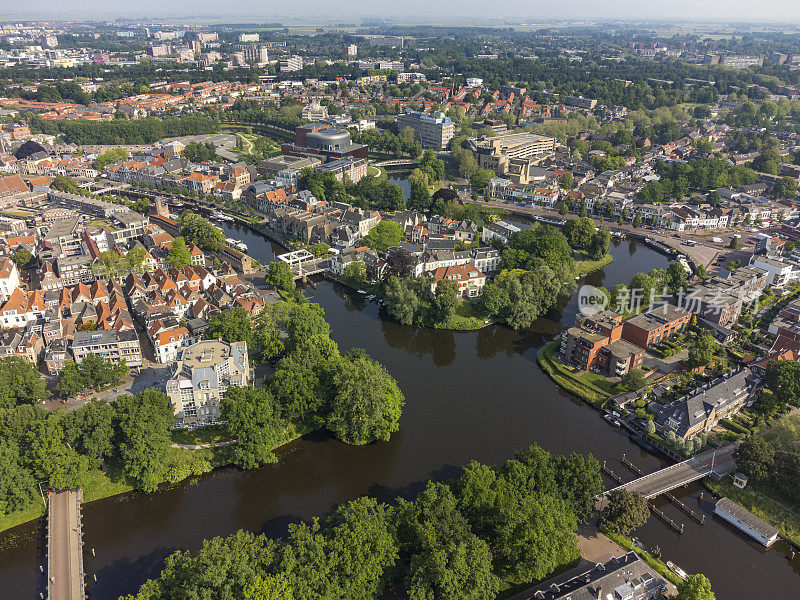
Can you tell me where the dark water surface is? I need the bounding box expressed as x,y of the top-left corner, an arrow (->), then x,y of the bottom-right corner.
1,225 -> 798,600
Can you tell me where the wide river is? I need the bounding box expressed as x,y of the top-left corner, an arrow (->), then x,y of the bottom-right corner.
1,222 -> 798,600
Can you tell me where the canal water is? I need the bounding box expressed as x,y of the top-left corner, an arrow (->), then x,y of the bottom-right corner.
1,223 -> 798,600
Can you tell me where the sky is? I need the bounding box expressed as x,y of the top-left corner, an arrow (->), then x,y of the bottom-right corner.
6,0 -> 800,25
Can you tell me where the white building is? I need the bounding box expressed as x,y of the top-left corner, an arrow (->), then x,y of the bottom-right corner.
466,77 -> 484,88
0,257 -> 21,302
279,55 -> 304,72
166,339 -> 250,427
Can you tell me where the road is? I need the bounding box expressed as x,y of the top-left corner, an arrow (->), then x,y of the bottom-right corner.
48,490 -> 83,600
463,198 -> 773,269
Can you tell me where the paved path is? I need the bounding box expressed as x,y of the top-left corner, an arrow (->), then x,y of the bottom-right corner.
48,490 -> 84,600
171,440 -> 236,450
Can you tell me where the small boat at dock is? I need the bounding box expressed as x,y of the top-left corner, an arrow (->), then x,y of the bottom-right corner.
667,561 -> 688,580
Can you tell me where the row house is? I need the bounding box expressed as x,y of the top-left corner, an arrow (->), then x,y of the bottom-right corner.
149,319 -> 194,363
0,324 -> 44,364
0,288 -> 47,328
71,328 -> 142,367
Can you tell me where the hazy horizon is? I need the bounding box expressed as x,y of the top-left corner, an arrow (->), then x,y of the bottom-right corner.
5,1 -> 800,27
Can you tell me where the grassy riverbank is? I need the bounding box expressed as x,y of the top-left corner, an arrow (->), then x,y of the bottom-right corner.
0,425 -> 312,535
574,253 -> 613,277
537,341 -> 614,408
602,530 -> 683,587
704,476 -> 800,550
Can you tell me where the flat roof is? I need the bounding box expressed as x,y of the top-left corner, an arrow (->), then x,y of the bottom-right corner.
716,497 -> 779,539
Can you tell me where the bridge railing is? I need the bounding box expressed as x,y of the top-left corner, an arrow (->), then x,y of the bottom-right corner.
47,492 -> 52,600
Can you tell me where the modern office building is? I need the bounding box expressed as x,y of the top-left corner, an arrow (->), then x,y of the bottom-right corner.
279,55 -> 303,72
396,111 -> 454,149
469,132 -> 556,179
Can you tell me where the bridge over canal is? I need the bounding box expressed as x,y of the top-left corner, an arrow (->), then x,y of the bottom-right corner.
604,443 -> 738,499
47,489 -> 85,600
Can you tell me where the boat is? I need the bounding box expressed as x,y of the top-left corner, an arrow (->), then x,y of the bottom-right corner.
234,242 -> 248,253
357,289 -> 367,294
667,561 -> 688,580
602,414 -> 621,427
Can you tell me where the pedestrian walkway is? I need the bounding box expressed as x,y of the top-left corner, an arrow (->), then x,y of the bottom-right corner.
47,489 -> 84,600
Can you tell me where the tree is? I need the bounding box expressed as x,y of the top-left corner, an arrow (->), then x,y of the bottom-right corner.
125,247 -> 147,273
328,353 -> 404,445
618,369 -> 647,392
469,168 -> 495,194
205,307 -> 254,346
695,263 -> 707,282
26,414 -> 88,489
479,281 -> 509,317
735,436 -> 776,482
11,248 -> 33,268
363,221 -> 404,252
342,261 -> 367,288
764,360 -> 800,408
0,441 -> 37,513
434,278 -> 459,322
632,213 -> 643,228
115,389 -> 175,491
56,361 -> 87,398
729,236 -> 739,250
773,177 -> 798,199
562,216 -> 596,249
675,574 -> 716,600
396,482 -> 500,600
92,249 -> 126,279
180,211 -> 224,251
600,489 -> 650,535
0,357 -> 51,408
667,261 -> 689,294
168,236 -> 193,269
243,574 -> 294,600
688,332 -> 718,368
223,386 -> 285,469
559,172 -> 574,189
93,148 -> 129,170
287,303 -> 330,351
320,497 -> 398,599
266,261 -> 295,292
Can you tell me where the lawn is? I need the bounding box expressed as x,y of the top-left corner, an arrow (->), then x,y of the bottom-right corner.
537,341 -> 612,407
602,530 -> 683,587
574,253 -> 613,277
170,424 -> 232,446
705,476 -> 800,549
433,298 -> 488,331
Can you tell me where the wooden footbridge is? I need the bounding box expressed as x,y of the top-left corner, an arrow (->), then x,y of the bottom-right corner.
47,489 -> 85,600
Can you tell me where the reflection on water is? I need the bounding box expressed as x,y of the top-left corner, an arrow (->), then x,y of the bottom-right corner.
1,223 -> 798,600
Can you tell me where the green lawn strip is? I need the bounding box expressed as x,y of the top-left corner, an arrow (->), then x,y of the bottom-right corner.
704,476 -> 800,550
537,341 -> 611,407
433,299 -> 489,331
0,502 -> 46,533
602,530 -> 683,587
170,424 -> 231,446
0,423 -> 318,535
574,253 -> 613,277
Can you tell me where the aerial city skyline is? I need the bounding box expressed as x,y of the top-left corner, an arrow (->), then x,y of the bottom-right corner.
0,15 -> 799,600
